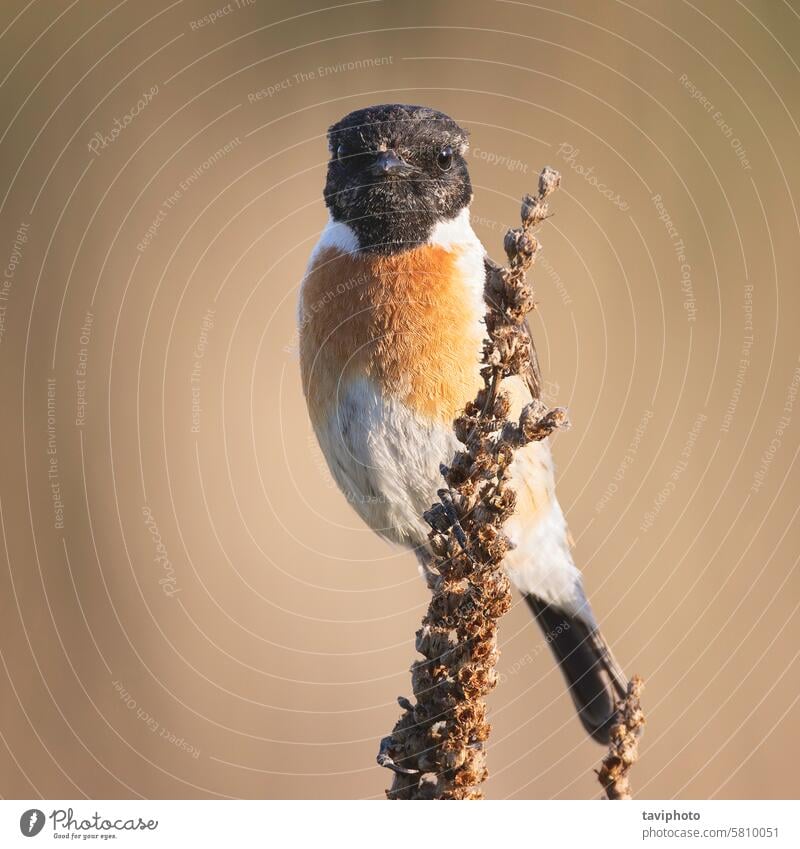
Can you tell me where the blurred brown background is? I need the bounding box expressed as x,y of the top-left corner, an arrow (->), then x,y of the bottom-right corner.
0,0 -> 798,800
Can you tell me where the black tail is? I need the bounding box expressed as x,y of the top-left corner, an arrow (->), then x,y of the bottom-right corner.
525,595 -> 628,744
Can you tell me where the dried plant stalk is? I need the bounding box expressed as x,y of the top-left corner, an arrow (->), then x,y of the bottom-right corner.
597,675 -> 646,800
377,167 -> 567,799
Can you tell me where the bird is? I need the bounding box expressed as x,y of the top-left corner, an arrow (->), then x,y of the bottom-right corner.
298,103 -> 627,743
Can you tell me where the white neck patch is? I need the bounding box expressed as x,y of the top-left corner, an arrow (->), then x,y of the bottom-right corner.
427,207 -> 481,252
316,206 -> 482,257
312,215 -> 360,258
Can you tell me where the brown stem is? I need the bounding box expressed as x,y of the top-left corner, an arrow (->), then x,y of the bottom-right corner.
597,676 -> 646,800
377,168 -> 569,799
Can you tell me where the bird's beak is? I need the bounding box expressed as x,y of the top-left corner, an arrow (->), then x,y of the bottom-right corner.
370,150 -> 414,177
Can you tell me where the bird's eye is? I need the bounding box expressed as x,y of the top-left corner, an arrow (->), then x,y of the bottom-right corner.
437,146 -> 454,171
336,144 -> 347,161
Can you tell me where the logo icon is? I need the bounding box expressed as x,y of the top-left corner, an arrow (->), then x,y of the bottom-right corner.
19,809 -> 45,837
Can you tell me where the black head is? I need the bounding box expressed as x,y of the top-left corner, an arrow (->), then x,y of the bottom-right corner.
323,104 -> 472,254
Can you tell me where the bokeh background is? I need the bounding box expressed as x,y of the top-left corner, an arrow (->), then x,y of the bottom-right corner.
1,0 -> 799,800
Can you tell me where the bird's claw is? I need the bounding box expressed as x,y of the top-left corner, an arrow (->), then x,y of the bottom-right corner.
377,736 -> 419,775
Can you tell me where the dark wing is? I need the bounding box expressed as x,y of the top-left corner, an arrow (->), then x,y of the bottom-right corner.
483,257 -> 542,401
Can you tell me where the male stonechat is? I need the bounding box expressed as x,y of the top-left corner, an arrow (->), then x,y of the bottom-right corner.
299,104 -> 627,742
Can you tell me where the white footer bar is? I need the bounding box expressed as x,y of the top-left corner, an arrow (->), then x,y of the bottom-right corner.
1,799 -> 797,847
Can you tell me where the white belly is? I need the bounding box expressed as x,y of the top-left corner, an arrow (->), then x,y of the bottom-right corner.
315,375 -> 459,545
315,374 -> 584,615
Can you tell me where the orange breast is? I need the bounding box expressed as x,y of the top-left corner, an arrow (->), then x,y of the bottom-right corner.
299,244 -> 484,424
